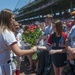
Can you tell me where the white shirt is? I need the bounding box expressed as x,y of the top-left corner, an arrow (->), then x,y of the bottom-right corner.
15,32 -> 25,49
44,25 -> 53,36
0,29 -> 17,63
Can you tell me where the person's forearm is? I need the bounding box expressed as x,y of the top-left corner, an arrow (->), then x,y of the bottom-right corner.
20,49 -> 35,56
49,49 -> 66,54
67,46 -> 74,53
37,46 -> 47,50
11,44 -> 37,56
65,39 -> 70,47
72,53 -> 75,59
67,47 -> 75,59
68,51 -> 75,60
55,49 -> 66,53
69,48 -> 75,59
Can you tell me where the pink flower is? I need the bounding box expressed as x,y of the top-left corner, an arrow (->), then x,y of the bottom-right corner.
30,29 -> 34,32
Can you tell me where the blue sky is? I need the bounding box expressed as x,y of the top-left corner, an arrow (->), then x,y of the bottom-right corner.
0,0 -> 19,11
0,0 -> 33,11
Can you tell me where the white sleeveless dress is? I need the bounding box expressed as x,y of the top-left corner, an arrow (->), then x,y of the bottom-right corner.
0,29 -> 17,75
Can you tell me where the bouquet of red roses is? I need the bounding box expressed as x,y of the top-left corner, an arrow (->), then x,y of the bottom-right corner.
22,25 -> 43,60
22,25 -> 42,47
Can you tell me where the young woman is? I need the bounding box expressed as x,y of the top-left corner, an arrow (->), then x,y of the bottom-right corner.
0,9 -> 37,75
37,20 -> 67,75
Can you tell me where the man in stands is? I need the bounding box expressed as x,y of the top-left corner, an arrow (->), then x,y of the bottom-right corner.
36,14 -> 54,75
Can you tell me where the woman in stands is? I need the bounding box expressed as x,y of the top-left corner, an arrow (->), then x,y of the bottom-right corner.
37,20 -> 67,75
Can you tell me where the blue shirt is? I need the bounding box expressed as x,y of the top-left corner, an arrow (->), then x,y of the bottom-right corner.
44,25 -> 53,36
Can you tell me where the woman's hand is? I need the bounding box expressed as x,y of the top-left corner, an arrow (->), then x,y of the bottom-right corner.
49,49 -> 66,54
31,46 -> 37,52
49,50 -> 56,54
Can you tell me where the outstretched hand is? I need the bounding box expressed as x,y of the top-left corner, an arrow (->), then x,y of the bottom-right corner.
31,46 -> 37,52
49,50 -> 56,54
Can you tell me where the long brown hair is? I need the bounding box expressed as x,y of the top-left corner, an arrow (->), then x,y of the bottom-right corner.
55,20 -> 63,36
0,9 -> 15,31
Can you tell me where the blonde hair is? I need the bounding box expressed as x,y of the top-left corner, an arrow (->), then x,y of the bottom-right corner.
0,9 -> 15,32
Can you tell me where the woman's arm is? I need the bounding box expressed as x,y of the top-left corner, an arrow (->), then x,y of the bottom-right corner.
65,38 -> 71,47
37,46 -> 47,50
67,47 -> 75,59
67,46 -> 74,53
10,42 -> 37,56
37,45 -> 67,55
49,49 -> 67,54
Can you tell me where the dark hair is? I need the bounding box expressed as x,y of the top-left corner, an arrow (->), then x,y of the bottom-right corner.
23,26 -> 29,31
55,20 -> 63,36
45,14 -> 53,21
0,9 -> 15,31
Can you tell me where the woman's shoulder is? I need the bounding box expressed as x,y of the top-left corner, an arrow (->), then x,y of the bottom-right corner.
2,29 -> 16,40
2,29 -> 17,46
3,29 -> 14,36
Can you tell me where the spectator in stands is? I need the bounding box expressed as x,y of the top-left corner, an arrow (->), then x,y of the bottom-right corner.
19,24 -> 24,35
49,20 -> 67,75
37,20 -> 67,75
62,22 -> 67,33
36,14 -> 53,75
